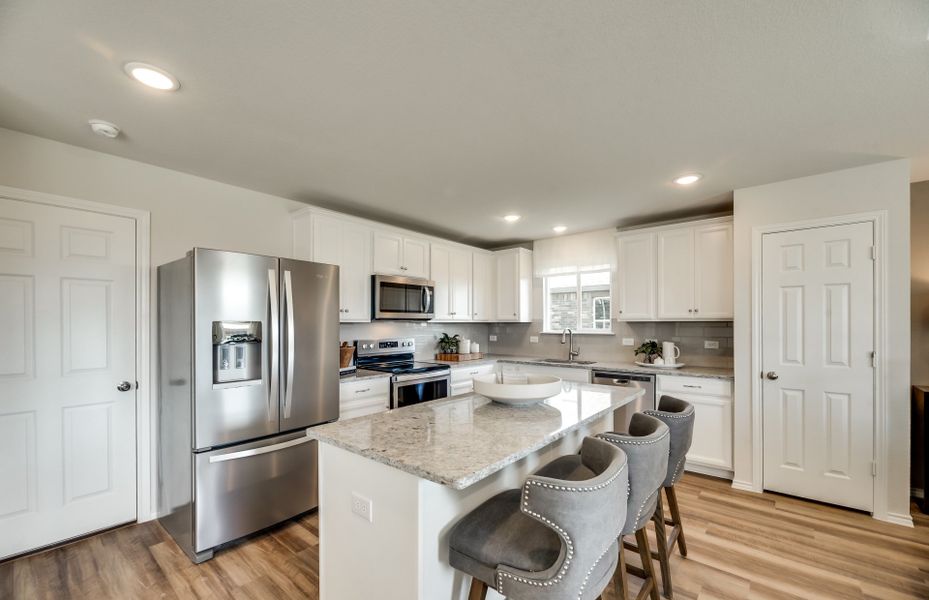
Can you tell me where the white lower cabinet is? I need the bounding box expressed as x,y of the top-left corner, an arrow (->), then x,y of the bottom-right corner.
450,363 -> 495,396
339,377 -> 390,420
495,362 -> 591,384
657,375 -> 732,472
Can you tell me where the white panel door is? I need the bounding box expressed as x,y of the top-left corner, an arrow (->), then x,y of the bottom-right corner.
761,222 -> 874,511
340,222 -> 372,321
449,248 -> 471,321
471,252 -> 494,321
657,228 -> 695,319
495,251 -> 518,321
431,245 -> 452,319
694,222 -> 733,319
372,231 -> 404,275
402,237 -> 430,278
0,197 -> 136,559
616,232 -> 655,320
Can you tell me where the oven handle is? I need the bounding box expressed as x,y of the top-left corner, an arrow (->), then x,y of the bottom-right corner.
393,371 -> 451,384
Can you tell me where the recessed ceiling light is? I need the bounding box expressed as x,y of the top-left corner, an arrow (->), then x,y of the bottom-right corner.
553,225 -> 567,233
673,173 -> 702,186
124,62 -> 180,91
503,214 -> 521,223
88,119 -> 120,139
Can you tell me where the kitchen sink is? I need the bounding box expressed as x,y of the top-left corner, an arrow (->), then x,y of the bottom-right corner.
538,358 -> 598,365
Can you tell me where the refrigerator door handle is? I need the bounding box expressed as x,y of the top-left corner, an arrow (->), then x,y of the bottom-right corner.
207,432 -> 312,463
283,269 -> 296,419
268,268 -> 280,422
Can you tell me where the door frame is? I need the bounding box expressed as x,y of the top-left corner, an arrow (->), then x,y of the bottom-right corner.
750,210 -> 892,522
0,184 -> 154,523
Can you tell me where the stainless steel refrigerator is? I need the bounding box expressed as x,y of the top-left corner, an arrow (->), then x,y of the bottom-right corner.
157,248 -> 339,562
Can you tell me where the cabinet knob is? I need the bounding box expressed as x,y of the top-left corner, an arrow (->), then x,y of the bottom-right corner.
694,308 -> 699,313
513,312 -> 517,316
688,309 -> 693,313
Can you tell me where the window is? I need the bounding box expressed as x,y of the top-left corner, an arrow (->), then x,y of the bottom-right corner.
543,269 -> 612,333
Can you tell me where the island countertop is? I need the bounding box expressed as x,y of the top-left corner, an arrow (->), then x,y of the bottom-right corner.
307,381 -> 643,490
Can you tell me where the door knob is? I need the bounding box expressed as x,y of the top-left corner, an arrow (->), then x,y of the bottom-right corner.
765,371 -> 779,380
116,381 -> 133,392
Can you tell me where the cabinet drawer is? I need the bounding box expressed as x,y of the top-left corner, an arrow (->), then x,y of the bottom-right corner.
340,378 -> 389,401
657,375 -> 731,398
341,396 -> 389,421
451,363 -> 495,384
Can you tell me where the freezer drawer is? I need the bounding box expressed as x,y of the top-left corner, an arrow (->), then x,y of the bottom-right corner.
194,431 -> 318,553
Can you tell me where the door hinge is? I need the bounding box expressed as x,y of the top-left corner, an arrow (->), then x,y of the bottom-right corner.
870,351 -> 877,368
870,246 -> 877,261
871,462 -> 877,477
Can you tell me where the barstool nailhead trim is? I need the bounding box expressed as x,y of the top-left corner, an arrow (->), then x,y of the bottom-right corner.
496,462 -> 628,598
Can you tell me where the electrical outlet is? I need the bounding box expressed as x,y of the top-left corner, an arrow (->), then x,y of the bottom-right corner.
622,337 -> 635,346
489,335 -> 498,342
351,492 -> 373,523
704,340 -> 720,350
529,336 -> 539,343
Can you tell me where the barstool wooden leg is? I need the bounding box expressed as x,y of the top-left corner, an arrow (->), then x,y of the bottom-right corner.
614,537 -> 630,600
652,493 -> 673,598
634,529 -> 660,600
665,486 -> 687,557
468,578 -> 488,600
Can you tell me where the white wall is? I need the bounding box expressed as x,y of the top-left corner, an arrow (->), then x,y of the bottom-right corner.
0,127 -> 304,520
733,159 -> 911,523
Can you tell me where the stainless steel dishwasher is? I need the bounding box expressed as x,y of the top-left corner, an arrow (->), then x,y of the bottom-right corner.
591,370 -> 656,432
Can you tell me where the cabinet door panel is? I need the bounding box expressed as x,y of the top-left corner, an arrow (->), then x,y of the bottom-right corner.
495,252 -> 518,321
430,245 -> 452,319
311,214 -> 342,266
373,232 -> 403,275
670,392 -> 732,470
657,228 -> 695,319
402,238 -> 430,278
472,252 -> 494,321
450,248 -> 472,320
617,232 -> 655,320
340,223 -> 372,321
694,223 -> 733,319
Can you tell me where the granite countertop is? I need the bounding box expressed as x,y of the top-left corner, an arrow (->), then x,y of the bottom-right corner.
308,381 -> 644,489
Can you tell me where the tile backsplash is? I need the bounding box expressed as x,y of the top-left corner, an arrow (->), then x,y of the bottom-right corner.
341,320 -> 732,368
340,321 -> 491,360
487,320 -> 733,368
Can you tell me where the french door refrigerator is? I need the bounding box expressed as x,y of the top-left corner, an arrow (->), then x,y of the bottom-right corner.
157,248 -> 339,562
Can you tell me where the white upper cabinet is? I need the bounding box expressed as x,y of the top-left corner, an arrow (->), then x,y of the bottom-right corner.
495,248 -> 532,322
431,244 -> 472,321
616,231 -> 656,320
373,230 -> 430,278
293,211 -> 373,322
471,251 -> 495,321
619,217 -> 733,321
693,222 -> 733,319
657,227 -> 696,319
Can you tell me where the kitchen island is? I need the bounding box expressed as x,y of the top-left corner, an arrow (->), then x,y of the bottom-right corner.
307,381 -> 644,600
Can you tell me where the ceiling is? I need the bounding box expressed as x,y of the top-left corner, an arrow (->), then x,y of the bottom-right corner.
1,1 -> 928,247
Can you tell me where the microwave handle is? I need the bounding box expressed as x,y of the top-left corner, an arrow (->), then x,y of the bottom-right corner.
422,286 -> 432,313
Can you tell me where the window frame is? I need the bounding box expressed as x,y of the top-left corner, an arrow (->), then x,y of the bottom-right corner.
542,268 -> 613,334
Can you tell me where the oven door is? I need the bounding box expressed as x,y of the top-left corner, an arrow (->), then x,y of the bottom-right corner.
373,275 -> 435,320
391,373 -> 451,409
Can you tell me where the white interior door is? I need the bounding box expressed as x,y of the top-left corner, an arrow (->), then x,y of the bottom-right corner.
761,222 -> 874,511
0,197 -> 137,559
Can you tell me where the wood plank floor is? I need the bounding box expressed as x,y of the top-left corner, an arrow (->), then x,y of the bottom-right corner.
1,474 -> 927,599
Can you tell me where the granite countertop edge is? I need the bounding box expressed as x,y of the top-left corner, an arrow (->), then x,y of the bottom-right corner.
309,388 -> 643,490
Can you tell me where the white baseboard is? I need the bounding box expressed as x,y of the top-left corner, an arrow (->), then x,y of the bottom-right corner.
685,462 -> 734,480
731,479 -> 761,493
876,511 -> 915,528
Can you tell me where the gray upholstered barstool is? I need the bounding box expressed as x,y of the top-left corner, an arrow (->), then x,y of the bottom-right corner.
643,394 -> 696,598
596,413 -> 670,600
448,436 -> 629,600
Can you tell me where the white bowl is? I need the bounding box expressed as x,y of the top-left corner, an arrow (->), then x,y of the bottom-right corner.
472,374 -> 563,406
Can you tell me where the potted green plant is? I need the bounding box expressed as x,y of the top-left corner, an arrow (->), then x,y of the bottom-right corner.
437,333 -> 461,354
633,340 -> 662,364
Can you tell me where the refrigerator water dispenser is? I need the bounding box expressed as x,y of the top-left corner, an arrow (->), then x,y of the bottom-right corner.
212,321 -> 262,384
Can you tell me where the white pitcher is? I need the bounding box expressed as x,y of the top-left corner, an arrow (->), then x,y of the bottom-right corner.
662,341 -> 681,365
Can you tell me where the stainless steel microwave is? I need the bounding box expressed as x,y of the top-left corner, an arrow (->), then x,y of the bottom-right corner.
372,274 -> 435,320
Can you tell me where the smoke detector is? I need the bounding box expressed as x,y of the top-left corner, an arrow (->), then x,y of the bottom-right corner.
88,119 -> 120,139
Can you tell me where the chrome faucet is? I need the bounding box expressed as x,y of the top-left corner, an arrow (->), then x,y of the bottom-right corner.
561,328 -> 580,362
